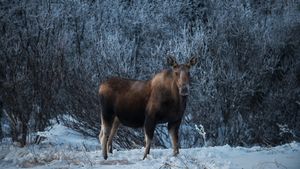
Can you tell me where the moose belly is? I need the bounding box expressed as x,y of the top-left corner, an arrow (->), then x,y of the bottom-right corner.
114,97 -> 146,128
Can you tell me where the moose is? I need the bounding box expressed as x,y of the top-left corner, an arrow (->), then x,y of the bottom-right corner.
99,56 -> 197,160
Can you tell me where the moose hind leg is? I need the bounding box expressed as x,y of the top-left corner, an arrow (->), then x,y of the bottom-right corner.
107,117 -> 120,154
143,117 -> 156,160
100,116 -> 113,160
168,120 -> 181,156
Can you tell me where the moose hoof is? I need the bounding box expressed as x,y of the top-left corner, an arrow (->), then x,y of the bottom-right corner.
143,154 -> 147,160
173,151 -> 179,156
103,155 -> 108,160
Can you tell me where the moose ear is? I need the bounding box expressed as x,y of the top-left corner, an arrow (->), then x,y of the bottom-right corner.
167,56 -> 178,68
187,57 -> 198,68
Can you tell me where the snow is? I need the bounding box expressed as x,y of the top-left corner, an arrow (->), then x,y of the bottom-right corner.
1,123 -> 299,169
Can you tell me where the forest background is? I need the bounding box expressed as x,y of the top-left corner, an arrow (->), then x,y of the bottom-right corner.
1,0 -> 299,149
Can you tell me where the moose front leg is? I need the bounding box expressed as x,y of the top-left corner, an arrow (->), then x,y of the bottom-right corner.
143,116 -> 156,160
168,120 -> 181,156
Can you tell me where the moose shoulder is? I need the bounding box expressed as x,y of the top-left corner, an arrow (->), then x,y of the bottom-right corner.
99,56 -> 197,160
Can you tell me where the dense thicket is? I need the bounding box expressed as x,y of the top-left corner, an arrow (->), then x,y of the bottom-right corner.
1,0 -> 299,148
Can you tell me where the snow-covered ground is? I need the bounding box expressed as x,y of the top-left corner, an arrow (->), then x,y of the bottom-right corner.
0,123 -> 299,169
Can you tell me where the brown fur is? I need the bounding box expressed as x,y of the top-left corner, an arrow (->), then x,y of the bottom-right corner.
99,57 -> 197,160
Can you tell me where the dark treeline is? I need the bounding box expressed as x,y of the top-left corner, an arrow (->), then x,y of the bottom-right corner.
0,0 -> 299,149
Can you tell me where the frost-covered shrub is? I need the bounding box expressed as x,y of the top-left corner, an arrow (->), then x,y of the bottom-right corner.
1,0 -> 299,147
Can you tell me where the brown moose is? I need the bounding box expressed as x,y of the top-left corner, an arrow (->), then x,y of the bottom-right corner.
99,56 -> 197,160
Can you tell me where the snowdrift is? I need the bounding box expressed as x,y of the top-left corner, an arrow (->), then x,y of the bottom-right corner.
0,123 -> 299,169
